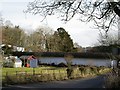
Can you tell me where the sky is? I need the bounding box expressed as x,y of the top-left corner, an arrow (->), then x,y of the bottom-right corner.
0,0 -> 103,47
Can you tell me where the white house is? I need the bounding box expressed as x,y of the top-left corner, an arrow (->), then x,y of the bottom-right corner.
13,46 -> 25,52
14,58 -> 22,68
1,44 -> 25,52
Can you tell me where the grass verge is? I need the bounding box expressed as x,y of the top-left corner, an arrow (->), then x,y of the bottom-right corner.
2,65 -> 111,86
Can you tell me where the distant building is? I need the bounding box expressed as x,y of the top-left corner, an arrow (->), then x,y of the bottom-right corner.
14,58 -> 22,68
13,46 -> 25,52
0,44 -> 25,53
19,55 -> 38,68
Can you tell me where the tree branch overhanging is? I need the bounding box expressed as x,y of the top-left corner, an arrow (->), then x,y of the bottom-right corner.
108,1 -> 120,17
25,0 -> 120,32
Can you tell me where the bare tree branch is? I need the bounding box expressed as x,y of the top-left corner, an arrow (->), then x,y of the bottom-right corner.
25,0 -> 120,32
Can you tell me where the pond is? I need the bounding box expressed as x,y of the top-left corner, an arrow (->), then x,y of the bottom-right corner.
39,57 -> 117,67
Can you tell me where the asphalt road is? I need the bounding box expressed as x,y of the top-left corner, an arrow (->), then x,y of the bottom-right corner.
2,75 -> 106,90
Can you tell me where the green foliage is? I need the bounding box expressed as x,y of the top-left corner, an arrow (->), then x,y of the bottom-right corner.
52,27 -> 74,52
57,27 -> 74,52
3,61 -> 14,68
91,45 -> 118,53
2,25 -> 76,53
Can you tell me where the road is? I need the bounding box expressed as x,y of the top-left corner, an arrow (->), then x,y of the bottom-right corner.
2,75 -> 106,90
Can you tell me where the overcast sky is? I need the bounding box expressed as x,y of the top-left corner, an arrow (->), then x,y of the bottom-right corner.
0,0 -> 104,47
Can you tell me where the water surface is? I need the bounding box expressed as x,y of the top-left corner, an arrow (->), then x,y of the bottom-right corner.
39,57 -> 117,67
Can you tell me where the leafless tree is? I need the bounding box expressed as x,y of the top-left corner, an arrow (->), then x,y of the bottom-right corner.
98,32 -> 119,46
25,0 -> 120,33
26,26 -> 54,52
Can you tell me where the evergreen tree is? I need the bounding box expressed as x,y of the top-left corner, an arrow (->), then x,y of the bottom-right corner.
54,27 -> 74,52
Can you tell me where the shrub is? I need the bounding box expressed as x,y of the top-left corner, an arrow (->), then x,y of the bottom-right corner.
70,67 -> 81,78
79,66 -> 85,77
3,61 -> 14,68
90,66 -> 99,75
51,63 -> 56,66
105,69 -> 120,88
58,62 -> 67,67
83,67 -> 92,76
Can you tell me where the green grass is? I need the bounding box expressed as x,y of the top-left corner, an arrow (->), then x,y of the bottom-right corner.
2,66 -> 67,80
2,66 -> 68,85
2,66 -> 111,79
2,66 -> 111,86
2,67 -> 62,74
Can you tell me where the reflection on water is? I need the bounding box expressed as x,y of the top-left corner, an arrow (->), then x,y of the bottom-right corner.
39,57 -> 116,67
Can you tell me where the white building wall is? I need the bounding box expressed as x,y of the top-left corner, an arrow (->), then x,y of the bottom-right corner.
14,62 -> 22,68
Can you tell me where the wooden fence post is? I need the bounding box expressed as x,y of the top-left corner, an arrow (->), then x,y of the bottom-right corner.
59,70 -> 61,79
24,71 -> 27,80
16,71 -> 17,76
25,71 -> 27,75
6,72 -> 8,77
41,70 -> 42,75
53,70 -> 56,80
33,68 -> 35,75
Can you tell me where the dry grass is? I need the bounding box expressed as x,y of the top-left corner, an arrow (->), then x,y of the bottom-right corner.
105,68 -> 120,88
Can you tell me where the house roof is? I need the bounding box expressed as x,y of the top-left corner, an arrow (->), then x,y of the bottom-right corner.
19,55 -> 36,60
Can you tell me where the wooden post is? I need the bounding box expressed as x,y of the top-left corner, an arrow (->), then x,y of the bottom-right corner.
16,71 -> 17,76
41,70 -> 42,75
33,68 -> 35,75
25,71 -> 27,75
24,59 -> 25,67
53,70 -> 56,80
6,72 -> 9,84
6,72 -> 8,77
59,70 -> 61,79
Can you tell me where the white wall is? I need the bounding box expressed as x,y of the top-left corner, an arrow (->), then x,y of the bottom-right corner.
14,62 -> 22,68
